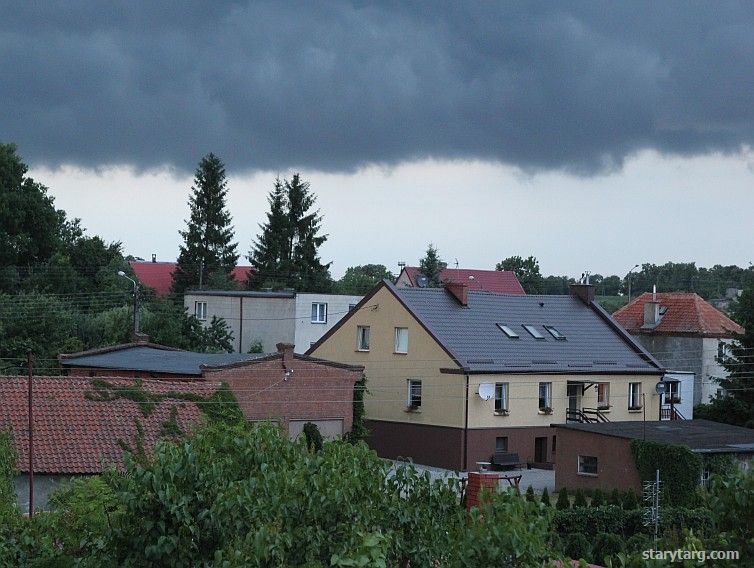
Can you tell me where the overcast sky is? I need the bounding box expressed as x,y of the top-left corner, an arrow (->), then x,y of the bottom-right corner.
4,2 -> 754,278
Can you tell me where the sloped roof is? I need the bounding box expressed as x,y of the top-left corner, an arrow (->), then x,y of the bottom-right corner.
0,376 -> 220,474
613,292 -> 744,338
60,344 -> 268,376
556,420 -> 754,454
401,267 -> 525,295
392,284 -> 661,374
129,261 -> 253,297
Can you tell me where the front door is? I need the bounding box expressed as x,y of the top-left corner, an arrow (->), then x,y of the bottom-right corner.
566,384 -> 581,421
534,437 -> 548,463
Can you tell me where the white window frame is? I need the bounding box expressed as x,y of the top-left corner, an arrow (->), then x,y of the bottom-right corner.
538,382 -> 552,411
597,382 -> 610,408
494,382 -> 509,413
394,327 -> 408,354
407,379 -> 422,409
578,455 -> 598,476
357,326 -> 370,351
194,301 -> 207,321
311,302 -> 327,324
666,381 -> 681,403
629,382 -> 642,410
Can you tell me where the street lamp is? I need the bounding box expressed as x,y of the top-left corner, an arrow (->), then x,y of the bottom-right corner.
117,271 -> 139,336
626,264 -> 640,304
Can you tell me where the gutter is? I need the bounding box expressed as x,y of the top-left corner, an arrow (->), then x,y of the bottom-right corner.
463,372 -> 469,472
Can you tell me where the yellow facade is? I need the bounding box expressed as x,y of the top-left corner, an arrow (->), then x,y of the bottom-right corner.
310,284 -> 661,429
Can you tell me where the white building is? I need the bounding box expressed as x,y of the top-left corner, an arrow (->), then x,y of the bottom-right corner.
184,290 -> 362,354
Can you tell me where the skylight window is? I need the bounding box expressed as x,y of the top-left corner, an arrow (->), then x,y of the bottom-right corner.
496,324 -> 519,338
522,325 -> 545,339
544,325 -> 566,340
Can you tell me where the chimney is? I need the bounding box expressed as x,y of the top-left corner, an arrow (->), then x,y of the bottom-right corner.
569,283 -> 595,305
276,342 -> 295,363
151,253 -> 157,263
444,282 -> 469,306
642,299 -> 661,328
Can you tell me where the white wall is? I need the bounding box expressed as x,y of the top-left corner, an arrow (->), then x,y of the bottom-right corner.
701,337 -> 734,403
662,371 -> 695,420
294,293 -> 363,353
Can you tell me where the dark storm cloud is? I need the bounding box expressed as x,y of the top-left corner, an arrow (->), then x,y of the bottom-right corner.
2,1 -> 754,174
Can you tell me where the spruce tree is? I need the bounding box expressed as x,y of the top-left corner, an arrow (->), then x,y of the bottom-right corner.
173,154 -> 238,294
573,488 -> 587,508
248,173 -> 331,292
556,488 -> 570,510
540,487 -> 551,507
419,243 -> 446,287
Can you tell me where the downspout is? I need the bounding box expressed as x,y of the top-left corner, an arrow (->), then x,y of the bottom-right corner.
463,373 -> 469,472
238,297 -> 243,353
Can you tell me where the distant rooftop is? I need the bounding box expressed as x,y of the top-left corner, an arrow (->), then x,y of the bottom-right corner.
184,289 -> 295,299
613,292 -> 744,338
129,261 -> 253,297
556,420 -> 754,454
399,266 -> 525,295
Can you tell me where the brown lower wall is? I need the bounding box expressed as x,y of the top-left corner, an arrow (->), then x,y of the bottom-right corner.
554,427 -> 642,493
366,420 -> 558,471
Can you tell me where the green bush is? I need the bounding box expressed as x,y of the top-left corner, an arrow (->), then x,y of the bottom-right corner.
609,488 -> 622,506
562,532 -> 591,561
709,469 -> 754,559
631,439 -> 702,506
593,532 -> 624,565
622,490 -> 639,510
556,488 -> 570,510
553,505 -> 627,536
573,489 -> 587,508
591,488 -> 604,507
302,421 -> 324,452
525,486 -> 536,502
540,487 -> 551,507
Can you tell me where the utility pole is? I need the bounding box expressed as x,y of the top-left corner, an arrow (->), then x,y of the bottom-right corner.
117,271 -> 140,336
627,264 -> 640,303
27,351 -> 34,517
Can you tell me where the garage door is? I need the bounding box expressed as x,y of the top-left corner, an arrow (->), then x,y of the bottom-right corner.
289,419 -> 344,440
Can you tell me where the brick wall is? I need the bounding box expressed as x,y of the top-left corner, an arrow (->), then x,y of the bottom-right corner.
204,352 -> 361,434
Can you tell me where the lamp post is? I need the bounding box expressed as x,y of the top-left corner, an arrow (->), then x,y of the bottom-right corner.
117,271 -> 139,336
626,264 -> 640,304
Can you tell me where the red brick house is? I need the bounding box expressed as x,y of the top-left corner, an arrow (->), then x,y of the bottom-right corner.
129,260 -> 253,296
59,342 -> 364,438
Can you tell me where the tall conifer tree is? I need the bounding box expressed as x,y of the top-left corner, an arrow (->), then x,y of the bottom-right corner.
173,154 -> 238,294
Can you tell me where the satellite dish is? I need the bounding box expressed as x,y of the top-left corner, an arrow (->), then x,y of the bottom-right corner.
655,381 -> 667,395
478,383 -> 495,401
416,275 -> 429,288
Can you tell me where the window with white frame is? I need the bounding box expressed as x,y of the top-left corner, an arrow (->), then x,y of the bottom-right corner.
629,382 -> 642,409
538,382 -> 552,411
597,382 -> 610,408
578,455 -> 598,475
407,379 -> 422,409
357,326 -> 370,351
194,301 -> 207,321
394,327 -> 408,353
666,381 -> 680,403
494,382 -> 509,413
311,302 -> 327,323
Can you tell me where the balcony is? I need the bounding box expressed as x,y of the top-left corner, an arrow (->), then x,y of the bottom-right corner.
565,407 -> 611,424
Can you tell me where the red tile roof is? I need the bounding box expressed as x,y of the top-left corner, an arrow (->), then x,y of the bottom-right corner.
613,292 -> 744,338
0,376 -> 220,474
401,267 -> 525,295
129,261 -> 253,296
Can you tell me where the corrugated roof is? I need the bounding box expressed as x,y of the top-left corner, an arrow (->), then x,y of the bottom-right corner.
556,420 -> 754,453
401,267 -> 525,295
613,292 -> 744,338
393,285 -> 661,374
0,376 -> 220,474
60,345 -> 269,376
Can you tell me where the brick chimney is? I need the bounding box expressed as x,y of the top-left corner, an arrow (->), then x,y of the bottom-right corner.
569,283 -> 595,305
642,300 -> 661,328
445,282 -> 469,306
276,342 -> 295,364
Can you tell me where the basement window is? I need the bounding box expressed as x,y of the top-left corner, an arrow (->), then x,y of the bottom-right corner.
523,325 -> 545,339
544,325 -> 566,340
496,324 -> 519,338
578,455 -> 598,476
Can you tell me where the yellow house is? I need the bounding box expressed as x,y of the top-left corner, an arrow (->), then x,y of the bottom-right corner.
308,280 -> 664,470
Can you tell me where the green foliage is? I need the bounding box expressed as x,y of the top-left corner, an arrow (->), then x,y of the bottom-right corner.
709,467 -> 754,559
593,532 -> 625,565
631,439 -> 703,506
247,338 -> 264,353
622,490 -> 639,510
573,488 -> 587,508
591,488 -> 604,507
249,174 -> 332,292
525,485 -> 535,502
335,264 -> 393,295
556,487 -> 570,510
199,315 -> 234,353
0,430 -> 17,515
345,374 -> 369,444
173,153 -> 239,294
562,532 -> 591,561
540,487 -> 551,506
418,243 -> 445,288
496,255 -> 544,294
609,488 -> 623,506
628,261 -> 753,300
302,422 -> 324,453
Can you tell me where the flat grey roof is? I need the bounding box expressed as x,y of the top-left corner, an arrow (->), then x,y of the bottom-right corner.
61,346 -> 270,376
555,420 -> 754,454
184,290 -> 295,298
394,285 -> 661,374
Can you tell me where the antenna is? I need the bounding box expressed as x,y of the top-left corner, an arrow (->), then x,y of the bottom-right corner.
454,258 -> 459,269
398,261 -> 406,271
416,275 -> 429,288
653,284 -> 656,301
478,383 -> 494,401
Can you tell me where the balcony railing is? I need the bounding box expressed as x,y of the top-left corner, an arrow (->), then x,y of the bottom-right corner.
565,407 -> 611,424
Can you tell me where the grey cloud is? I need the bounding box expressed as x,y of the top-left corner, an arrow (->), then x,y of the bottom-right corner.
2,1 -> 754,174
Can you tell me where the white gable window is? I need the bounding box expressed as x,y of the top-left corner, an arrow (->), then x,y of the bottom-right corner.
194,301 -> 207,321
311,302 -> 327,324
394,327 -> 408,353
357,326 -> 370,351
